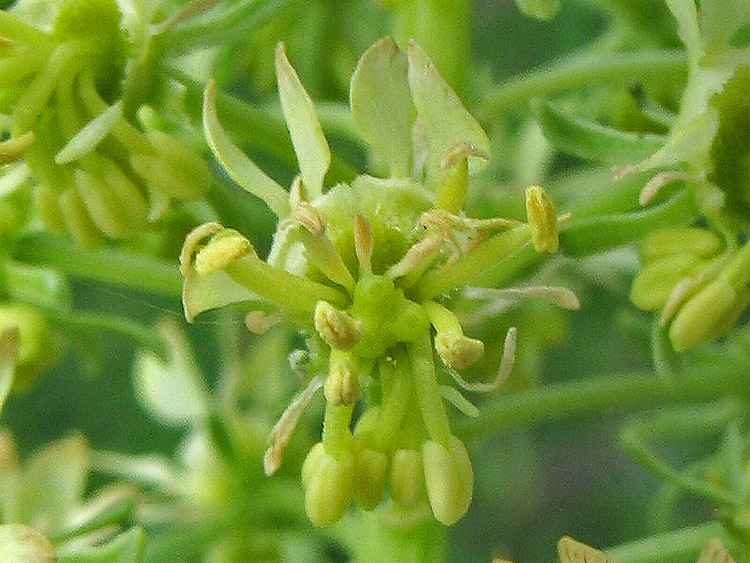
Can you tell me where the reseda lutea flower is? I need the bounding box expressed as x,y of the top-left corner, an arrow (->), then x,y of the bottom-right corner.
181,38 -> 566,526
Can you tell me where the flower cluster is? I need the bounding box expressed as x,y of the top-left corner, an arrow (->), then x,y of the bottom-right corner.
0,0 -> 211,247
181,38 -> 565,526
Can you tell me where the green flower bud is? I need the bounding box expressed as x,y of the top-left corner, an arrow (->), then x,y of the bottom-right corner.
302,443 -> 354,526
389,448 -> 425,508
630,253 -> 702,311
353,447 -> 388,510
525,186 -> 558,253
639,227 -> 724,263
314,301 -> 362,351
0,524 -> 55,563
421,435 -> 473,525
0,304 -> 55,390
668,279 -> 737,351
324,353 -> 360,406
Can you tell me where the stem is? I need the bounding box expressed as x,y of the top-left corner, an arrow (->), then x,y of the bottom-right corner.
160,0 -> 290,54
456,360 -> 750,439
322,403 -> 354,459
46,309 -> 169,361
479,50 -> 687,119
411,224 -> 531,302
11,233 -> 182,298
607,522 -> 730,563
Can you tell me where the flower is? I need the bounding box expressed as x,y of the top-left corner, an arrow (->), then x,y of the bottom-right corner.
181,37 -> 571,526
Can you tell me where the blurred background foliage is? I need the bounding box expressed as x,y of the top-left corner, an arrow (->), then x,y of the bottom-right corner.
0,1 -> 720,561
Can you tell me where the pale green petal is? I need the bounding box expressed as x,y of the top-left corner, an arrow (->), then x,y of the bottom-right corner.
182,266 -> 263,322
203,80 -> 290,217
350,36 -> 413,177
275,42 -> 330,199
133,319 -> 210,426
406,40 -> 490,178
54,101 -> 122,164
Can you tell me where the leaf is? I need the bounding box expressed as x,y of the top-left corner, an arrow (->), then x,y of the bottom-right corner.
54,102 -> 122,164
275,42 -> 330,199
133,319 -> 209,426
0,524 -> 56,563
203,80 -> 290,217
0,328 -> 18,417
407,40 -> 490,178
534,100 -> 666,164
350,36 -> 413,177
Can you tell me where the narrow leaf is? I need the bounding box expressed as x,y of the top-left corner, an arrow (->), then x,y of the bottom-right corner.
54,102 -> 122,164
535,100 -> 666,164
275,42 -> 330,199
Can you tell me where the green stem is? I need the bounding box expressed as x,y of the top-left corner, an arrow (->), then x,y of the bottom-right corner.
607,522 -> 730,563
159,0 -> 290,54
479,50 -> 687,119
411,224 -> 531,302
456,361 -> 750,439
407,332 -> 452,447
46,309 -> 169,361
322,403 -> 354,459
11,233 -> 182,298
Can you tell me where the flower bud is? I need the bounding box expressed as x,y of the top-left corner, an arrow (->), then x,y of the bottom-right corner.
630,253 -> 701,311
302,443 -> 354,526
434,333 -> 485,370
314,301 -> 362,350
389,448 -> 424,508
525,186 -> 558,253
668,279 -> 737,351
353,447 -> 388,510
639,227 -> 724,263
324,354 -> 360,406
421,435 -> 473,525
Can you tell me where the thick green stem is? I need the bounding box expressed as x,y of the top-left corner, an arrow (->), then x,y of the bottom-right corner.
456,361 -> 750,439
479,50 -> 687,119
11,233 -> 182,298
322,403 -> 354,459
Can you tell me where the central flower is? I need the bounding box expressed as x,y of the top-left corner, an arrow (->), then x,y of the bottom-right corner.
181,38 -> 565,526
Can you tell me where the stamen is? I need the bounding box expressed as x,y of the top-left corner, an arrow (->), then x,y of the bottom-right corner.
244,310 -> 283,335
446,327 -> 516,393
354,213 -> 373,276
264,376 -> 323,476
464,285 -> 581,310
639,171 -> 694,205
439,385 -> 480,417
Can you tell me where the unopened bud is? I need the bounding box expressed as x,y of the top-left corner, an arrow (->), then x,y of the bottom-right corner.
668,279 -> 737,351
314,301 -> 362,350
525,186 -> 558,253
630,253 -> 701,311
302,443 -> 354,526
435,333 -> 485,370
422,435 -> 473,525
640,227 -> 723,263
324,354 -> 360,406
194,229 -> 252,276
389,448 -> 424,508
353,447 -> 388,510
0,305 -> 54,390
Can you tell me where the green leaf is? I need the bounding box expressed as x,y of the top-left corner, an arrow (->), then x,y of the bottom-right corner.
0,328 -> 18,417
133,319 -> 209,426
350,36 -> 413,178
534,100 -> 666,164
515,0 -> 560,20
0,524 -> 56,563
406,40 -> 490,179
54,102 -> 122,164
202,80 -> 290,218
275,42 -> 330,199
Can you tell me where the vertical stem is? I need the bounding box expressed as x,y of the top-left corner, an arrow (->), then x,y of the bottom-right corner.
407,332 -> 451,448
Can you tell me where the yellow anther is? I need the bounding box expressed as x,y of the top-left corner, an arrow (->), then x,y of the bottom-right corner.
525,185 -> 558,253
